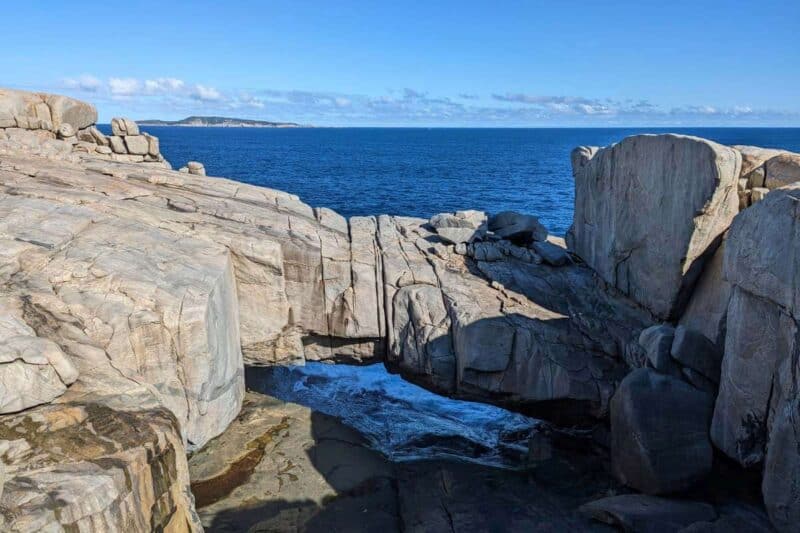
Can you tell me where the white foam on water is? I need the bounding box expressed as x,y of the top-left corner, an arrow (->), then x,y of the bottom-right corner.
248,362 -> 540,469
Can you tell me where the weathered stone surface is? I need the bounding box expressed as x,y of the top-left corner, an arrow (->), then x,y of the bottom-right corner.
0,193 -> 245,448
145,132 -> 160,155
124,134 -> 149,155
0,88 -> 96,133
0,401 -> 201,532
762,398 -> 800,532
429,209 -> 486,230
712,287 -> 792,467
751,187 -> 769,203
0,304 -> 78,413
44,93 -> 97,130
380,216 -> 652,416
569,134 -> 740,320
56,122 -> 75,140
108,135 -> 126,153
724,184 -> 800,314
711,184 -> 800,529
110,117 -> 139,136
764,152 -> 800,190
611,368 -> 714,494
580,494 -> 717,533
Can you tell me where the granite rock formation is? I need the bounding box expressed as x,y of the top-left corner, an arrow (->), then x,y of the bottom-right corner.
568,134 -> 740,320
2,88 -> 800,531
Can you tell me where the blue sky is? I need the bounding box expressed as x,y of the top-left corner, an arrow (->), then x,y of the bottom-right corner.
3,1 -> 798,126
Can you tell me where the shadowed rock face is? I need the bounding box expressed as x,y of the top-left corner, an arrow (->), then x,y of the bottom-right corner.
378,216 -> 653,418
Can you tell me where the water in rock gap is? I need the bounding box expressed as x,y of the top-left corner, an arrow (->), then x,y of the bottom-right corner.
246,362 -> 540,470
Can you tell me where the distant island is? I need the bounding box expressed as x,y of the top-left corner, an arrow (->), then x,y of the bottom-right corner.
137,116 -> 305,128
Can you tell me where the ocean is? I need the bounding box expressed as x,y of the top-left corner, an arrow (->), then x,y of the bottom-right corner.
119,127 -> 800,236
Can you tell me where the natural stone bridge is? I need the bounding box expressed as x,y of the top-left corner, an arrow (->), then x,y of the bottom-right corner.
1,88 -> 799,531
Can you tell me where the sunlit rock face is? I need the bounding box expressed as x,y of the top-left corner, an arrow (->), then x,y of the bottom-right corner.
568,134 -> 740,320
0,401 -> 202,532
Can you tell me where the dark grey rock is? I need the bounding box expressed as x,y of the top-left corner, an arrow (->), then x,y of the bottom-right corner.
532,240 -> 571,266
580,494 -> 717,533
671,326 -> 723,383
639,325 -> 681,377
611,368 -> 714,494
488,210 -> 548,245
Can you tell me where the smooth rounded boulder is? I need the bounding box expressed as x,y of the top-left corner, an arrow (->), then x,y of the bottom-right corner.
611,368 -> 714,494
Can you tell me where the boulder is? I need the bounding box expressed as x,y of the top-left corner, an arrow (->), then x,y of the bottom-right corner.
108,135 -> 126,154
639,324 -> 680,376
187,161 -> 206,175
110,117 -> 139,136
711,287 -> 797,467
0,89 -> 50,125
569,134 -> 740,320
488,210 -> 548,245
124,134 -> 149,155
43,93 -> 97,130
733,145 -> 785,189
765,152 -> 800,190
56,123 -> 75,140
429,210 -> 486,229
580,495 -> 716,533
144,132 -> 160,156
532,239 -> 570,266
430,210 -> 487,244
611,368 -> 714,494
670,325 -> 723,383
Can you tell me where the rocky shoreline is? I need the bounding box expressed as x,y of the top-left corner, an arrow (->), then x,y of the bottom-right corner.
1,88 -> 800,531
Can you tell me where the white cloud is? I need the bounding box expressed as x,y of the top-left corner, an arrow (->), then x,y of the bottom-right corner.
109,77 -> 141,96
191,84 -> 223,102
62,74 -> 102,92
144,78 -> 185,94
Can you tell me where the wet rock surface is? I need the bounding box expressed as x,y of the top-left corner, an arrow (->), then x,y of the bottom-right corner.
188,390 -> 612,533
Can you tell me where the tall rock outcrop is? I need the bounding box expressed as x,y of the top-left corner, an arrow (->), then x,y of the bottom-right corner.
711,183 -> 800,531
568,134 -> 740,320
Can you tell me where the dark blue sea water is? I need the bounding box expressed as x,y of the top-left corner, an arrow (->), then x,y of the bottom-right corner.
108,127 -> 800,235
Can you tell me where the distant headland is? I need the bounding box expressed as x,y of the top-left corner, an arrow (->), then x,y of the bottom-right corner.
137,115 -> 305,128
